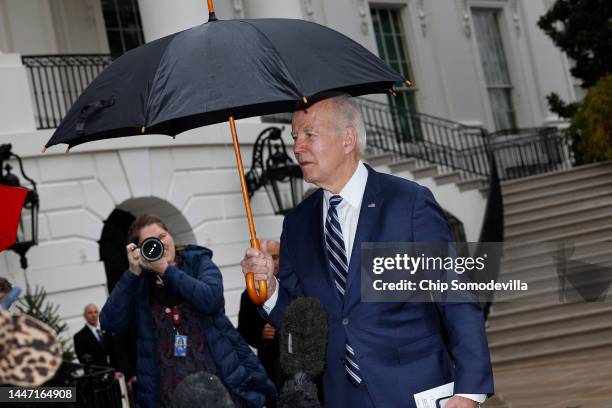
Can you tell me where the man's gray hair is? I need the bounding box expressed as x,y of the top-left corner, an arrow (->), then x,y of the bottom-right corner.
331,95 -> 367,156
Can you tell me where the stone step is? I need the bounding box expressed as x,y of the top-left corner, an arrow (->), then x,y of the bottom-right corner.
503,225 -> 612,250
501,161 -> 612,196
504,210 -> 612,240
493,386 -> 612,408
505,196 -> 612,229
490,324 -> 612,364
433,170 -> 461,186
501,238 -> 606,261
486,301 -> 604,327
495,369 -> 611,395
365,152 -> 395,167
487,304 -> 612,344
491,272 -> 612,304
504,177 -> 612,212
491,347 -> 612,408
457,177 -> 487,192
387,157 -> 418,174
498,246 -> 612,281
505,190 -> 612,222
411,165 -> 438,179
502,169 -> 612,201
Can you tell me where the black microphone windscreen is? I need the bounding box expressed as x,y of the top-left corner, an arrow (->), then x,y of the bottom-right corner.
280,297 -> 327,377
171,371 -> 234,408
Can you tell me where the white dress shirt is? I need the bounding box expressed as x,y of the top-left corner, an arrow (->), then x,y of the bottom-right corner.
86,322 -> 103,342
262,161 -> 484,404
263,161 -> 367,312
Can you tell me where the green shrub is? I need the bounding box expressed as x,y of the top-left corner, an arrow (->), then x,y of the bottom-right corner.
567,75 -> 612,164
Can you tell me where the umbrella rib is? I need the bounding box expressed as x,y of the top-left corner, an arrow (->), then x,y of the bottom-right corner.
239,20 -> 305,100
143,32 -> 183,129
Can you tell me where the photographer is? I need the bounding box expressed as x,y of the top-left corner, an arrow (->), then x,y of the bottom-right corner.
100,214 -> 275,408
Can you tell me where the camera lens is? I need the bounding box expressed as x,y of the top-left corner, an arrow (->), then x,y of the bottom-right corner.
141,237 -> 164,262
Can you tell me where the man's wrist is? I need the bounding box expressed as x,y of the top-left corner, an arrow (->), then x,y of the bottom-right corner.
455,393 -> 486,405
128,268 -> 141,277
262,277 -> 279,314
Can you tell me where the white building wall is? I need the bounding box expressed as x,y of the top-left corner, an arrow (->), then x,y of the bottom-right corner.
0,0 -> 107,54
0,0 -> 58,54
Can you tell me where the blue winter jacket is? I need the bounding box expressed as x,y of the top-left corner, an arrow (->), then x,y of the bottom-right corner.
100,245 -> 276,408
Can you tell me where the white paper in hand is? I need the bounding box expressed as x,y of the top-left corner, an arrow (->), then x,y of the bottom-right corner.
414,382 -> 454,408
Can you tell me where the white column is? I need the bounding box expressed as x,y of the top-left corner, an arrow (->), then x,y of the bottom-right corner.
136,0 -> 208,42
0,54 -> 37,134
243,0 -> 304,19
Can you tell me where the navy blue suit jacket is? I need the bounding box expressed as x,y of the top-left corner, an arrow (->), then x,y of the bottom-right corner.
266,165 -> 493,407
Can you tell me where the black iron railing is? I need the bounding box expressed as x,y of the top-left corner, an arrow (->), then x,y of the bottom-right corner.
22,54 -> 113,129
41,362 -> 123,408
357,97 -> 491,178
489,127 -> 571,180
357,98 -> 572,181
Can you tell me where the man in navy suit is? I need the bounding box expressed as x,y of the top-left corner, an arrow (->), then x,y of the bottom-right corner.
74,304 -> 115,367
242,95 -> 493,407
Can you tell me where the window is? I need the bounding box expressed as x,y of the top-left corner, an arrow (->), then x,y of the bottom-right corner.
472,8 -> 517,130
101,0 -> 145,56
371,7 -> 419,141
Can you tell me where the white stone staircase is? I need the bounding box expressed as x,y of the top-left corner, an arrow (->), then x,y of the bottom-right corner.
365,151 -> 489,242
484,161 -> 612,408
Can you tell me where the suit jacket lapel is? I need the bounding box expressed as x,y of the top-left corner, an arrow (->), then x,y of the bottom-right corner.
85,326 -> 103,351
345,166 -> 383,298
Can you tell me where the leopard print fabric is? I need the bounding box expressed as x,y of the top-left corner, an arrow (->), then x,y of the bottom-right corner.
0,309 -> 62,386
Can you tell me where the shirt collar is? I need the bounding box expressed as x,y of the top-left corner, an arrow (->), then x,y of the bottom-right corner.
323,161 -> 368,210
86,322 -> 100,331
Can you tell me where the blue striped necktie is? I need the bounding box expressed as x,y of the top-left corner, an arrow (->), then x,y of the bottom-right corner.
325,195 -> 362,387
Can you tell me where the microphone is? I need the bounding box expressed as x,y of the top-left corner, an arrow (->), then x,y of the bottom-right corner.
172,371 -> 234,408
278,297 -> 328,408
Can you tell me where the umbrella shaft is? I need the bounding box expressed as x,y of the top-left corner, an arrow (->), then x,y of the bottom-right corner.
229,116 -> 259,251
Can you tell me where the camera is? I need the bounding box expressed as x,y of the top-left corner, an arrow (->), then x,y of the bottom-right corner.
140,237 -> 164,262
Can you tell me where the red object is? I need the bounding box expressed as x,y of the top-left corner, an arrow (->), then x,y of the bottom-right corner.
0,185 -> 28,253
164,305 -> 181,327
171,306 -> 181,326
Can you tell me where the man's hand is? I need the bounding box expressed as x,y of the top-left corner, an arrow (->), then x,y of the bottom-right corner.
262,323 -> 276,340
444,396 -> 479,408
241,239 -> 276,300
126,244 -> 142,276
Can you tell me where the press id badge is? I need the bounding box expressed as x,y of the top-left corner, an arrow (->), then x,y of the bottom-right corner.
174,334 -> 187,357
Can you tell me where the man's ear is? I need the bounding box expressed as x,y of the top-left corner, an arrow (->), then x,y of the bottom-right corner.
343,126 -> 357,153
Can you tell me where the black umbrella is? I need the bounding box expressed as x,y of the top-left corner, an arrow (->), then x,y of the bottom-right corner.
44,1 -> 406,304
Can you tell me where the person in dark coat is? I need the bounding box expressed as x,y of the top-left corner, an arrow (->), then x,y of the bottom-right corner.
73,304 -> 116,367
238,240 -> 283,407
100,214 -> 276,408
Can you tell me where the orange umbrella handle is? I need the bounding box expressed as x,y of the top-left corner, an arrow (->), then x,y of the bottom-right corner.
245,238 -> 267,304
245,272 -> 267,303
228,116 -> 268,305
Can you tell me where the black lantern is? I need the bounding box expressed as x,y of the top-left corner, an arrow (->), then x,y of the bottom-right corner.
245,127 -> 303,215
0,144 -> 39,270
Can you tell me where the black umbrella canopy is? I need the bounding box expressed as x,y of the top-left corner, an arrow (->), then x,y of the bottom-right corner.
46,18 -> 404,149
